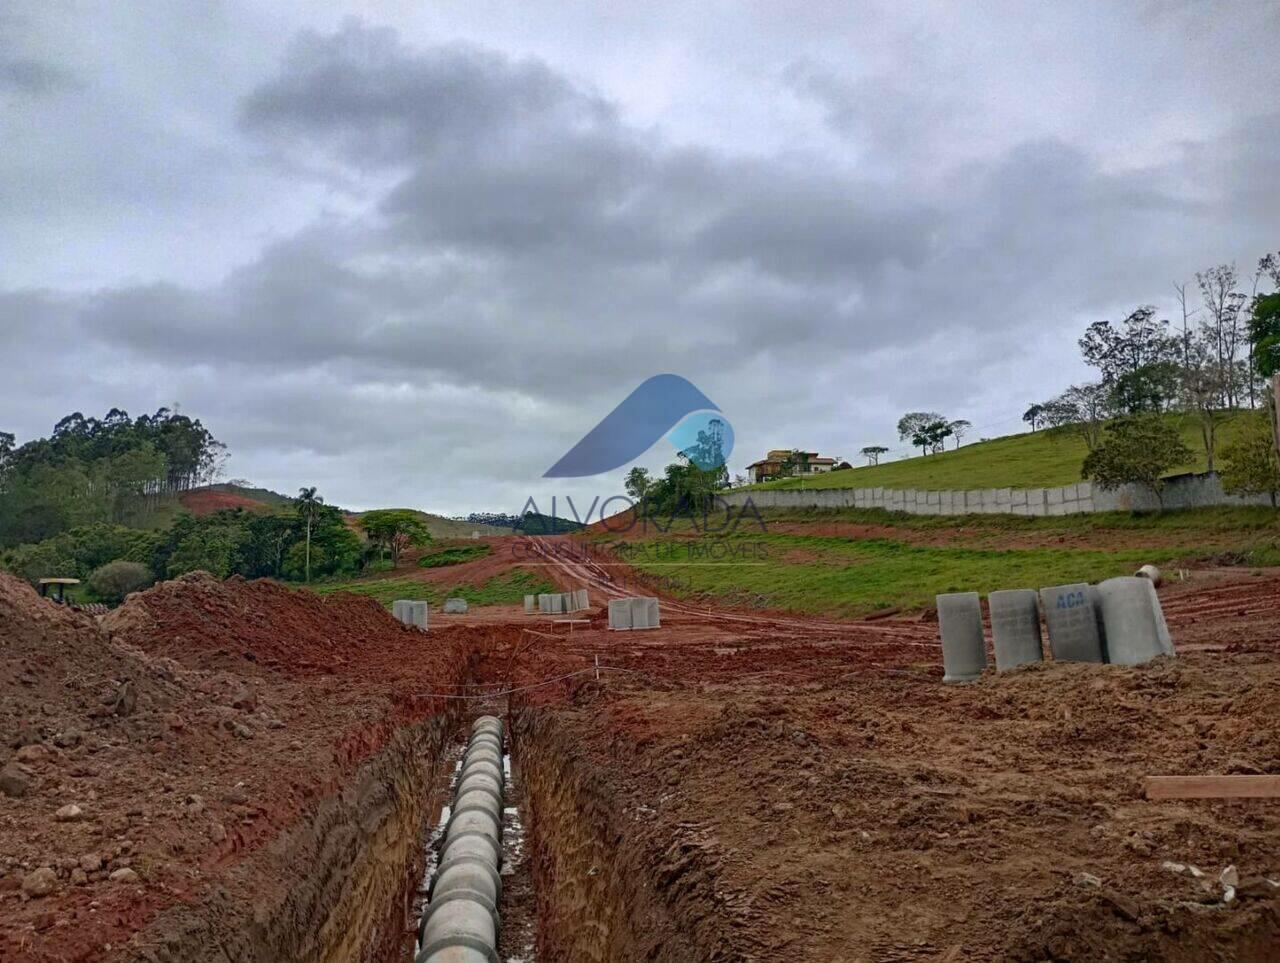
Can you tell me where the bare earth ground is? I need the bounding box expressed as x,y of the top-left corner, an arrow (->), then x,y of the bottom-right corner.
2,534 -> 1278,961
491,540 -> 1280,960
0,572 -> 484,962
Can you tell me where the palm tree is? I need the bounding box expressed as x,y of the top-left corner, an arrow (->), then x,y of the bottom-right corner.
296,487 -> 323,583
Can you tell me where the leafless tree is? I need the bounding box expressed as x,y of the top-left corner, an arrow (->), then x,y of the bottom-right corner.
1180,333 -> 1229,472
1197,263 -> 1247,409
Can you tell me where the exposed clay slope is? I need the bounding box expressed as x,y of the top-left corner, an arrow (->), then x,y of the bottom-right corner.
0,571 -> 477,962
101,571 -> 466,681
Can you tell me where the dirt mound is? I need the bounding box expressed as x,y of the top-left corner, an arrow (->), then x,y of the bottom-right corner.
1,567 -> 482,961
0,572 -> 248,956
102,572 -> 454,678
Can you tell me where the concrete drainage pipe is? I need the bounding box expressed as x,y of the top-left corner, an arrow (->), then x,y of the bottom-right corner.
417,715 -> 505,963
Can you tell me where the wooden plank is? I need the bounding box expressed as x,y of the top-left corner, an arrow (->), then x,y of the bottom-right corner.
1144,775 -> 1280,800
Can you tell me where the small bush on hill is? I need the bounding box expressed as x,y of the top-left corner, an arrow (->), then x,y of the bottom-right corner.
88,560 -> 153,602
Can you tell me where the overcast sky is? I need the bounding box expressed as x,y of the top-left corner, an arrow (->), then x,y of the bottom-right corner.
3,1 -> 1278,517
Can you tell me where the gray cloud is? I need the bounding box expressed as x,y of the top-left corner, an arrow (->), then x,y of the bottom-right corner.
0,56 -> 77,95
2,7 -> 1278,515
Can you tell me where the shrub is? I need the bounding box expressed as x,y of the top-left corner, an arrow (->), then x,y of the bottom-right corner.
1082,416 -> 1193,509
1220,412 -> 1280,507
88,560 -> 153,602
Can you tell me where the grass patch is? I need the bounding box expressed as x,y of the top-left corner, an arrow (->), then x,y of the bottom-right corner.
757,504 -> 1280,536
418,544 -> 492,568
746,411 -> 1253,491
309,568 -> 553,609
592,503 -> 1280,545
621,533 -> 1186,618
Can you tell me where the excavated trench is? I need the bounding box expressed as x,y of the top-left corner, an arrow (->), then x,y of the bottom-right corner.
131,714 -> 459,963
124,691 -> 702,962
130,649 -> 1280,963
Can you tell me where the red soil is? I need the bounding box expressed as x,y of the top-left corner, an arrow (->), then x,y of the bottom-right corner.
485,539 -> 1280,960
5,523 -> 1278,961
177,488 -> 271,516
0,571 -> 486,962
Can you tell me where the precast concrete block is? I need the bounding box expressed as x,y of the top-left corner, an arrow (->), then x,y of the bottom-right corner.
574,588 -> 589,610
607,598 -> 632,630
1011,489 -> 1028,507
1046,486 -> 1064,506
1144,579 -> 1174,656
1039,584 -> 1103,662
645,597 -> 660,628
537,593 -> 550,613
936,592 -> 987,683
629,597 -> 650,629
443,598 -> 468,614
1087,585 -> 1109,661
988,589 -> 1044,671
995,488 -> 1013,508
524,595 -> 535,615
392,600 -> 409,623
400,600 -> 427,629
1027,489 -> 1047,516
1096,577 -> 1173,665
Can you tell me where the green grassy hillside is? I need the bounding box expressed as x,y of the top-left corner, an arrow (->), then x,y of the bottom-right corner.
607,504 -> 1280,617
748,411 -> 1253,491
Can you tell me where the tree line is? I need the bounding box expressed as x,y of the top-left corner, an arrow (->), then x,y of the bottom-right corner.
1019,251 -> 1280,506
0,490 -> 438,599
1022,254 -> 1280,469
0,407 -> 224,548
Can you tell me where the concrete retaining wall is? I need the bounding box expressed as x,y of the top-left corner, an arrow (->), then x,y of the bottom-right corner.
721,471 -> 1273,517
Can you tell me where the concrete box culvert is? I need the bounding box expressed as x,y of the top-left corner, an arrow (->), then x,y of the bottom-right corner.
1096,576 -> 1174,666
936,592 -> 987,683
523,594 -> 535,614
1039,583 -> 1104,663
608,598 -> 632,630
988,589 -> 1044,671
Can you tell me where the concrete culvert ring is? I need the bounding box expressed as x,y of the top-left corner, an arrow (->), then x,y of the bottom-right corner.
416,715 -> 506,963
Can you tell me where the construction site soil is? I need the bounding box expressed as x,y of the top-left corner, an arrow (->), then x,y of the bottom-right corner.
0,572 -> 487,962
3,537 -> 1279,961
